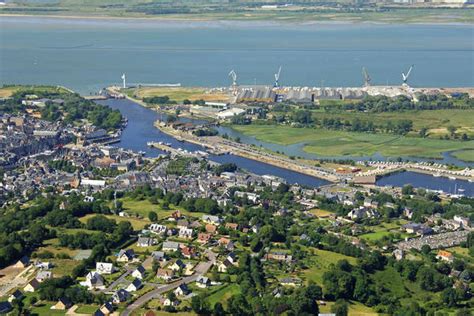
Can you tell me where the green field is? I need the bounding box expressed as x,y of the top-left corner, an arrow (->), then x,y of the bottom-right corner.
302,248 -> 357,285
230,125 -> 474,160
451,149 -> 474,162
79,213 -> 150,230
205,284 -> 241,308
311,109 -> 474,138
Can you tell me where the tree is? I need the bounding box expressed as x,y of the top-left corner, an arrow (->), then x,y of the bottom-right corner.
447,125 -> 456,137
331,299 -> 348,316
441,288 -> 458,307
419,127 -> 428,138
402,185 -> 414,195
213,302 -> 225,316
148,211 -> 158,222
191,295 -> 210,315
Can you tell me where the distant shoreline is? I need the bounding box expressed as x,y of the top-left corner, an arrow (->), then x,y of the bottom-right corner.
0,13 -> 472,26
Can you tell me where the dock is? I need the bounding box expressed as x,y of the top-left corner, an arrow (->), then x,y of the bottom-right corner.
152,122 -> 341,182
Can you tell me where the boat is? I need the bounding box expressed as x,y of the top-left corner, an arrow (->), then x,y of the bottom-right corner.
458,188 -> 465,192
448,176 -> 456,180
433,173 -> 441,177
469,179 -> 474,183
147,141 -> 154,147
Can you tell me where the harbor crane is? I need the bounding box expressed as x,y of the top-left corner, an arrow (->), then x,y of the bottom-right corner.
274,66 -> 282,88
121,73 -> 127,89
402,65 -> 414,86
362,67 -> 371,87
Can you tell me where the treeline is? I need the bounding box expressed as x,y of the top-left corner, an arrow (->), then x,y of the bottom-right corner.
287,109 -> 414,135
192,128 -> 218,137
48,159 -> 77,173
340,94 -> 474,113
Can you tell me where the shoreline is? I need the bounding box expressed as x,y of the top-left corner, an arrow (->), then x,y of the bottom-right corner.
1,13 -> 473,26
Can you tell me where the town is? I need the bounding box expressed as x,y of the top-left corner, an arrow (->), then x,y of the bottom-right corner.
0,85 -> 472,316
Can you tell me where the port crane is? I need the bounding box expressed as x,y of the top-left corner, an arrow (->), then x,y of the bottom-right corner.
274,66 -> 282,88
401,65 -> 414,86
362,67 -> 371,87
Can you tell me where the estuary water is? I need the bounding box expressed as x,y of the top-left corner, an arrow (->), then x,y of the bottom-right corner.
102,98 -> 474,195
1,16 -> 473,93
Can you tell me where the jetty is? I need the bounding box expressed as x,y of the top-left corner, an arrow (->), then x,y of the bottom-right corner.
153,122 -> 341,182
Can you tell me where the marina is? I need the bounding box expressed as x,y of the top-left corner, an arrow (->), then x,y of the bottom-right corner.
98,98 -> 474,195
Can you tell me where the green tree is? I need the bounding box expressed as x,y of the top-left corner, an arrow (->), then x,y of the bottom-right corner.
148,211 -> 158,222
331,299 -> 348,316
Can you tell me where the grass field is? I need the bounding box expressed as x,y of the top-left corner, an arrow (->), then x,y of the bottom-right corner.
205,284 -> 241,308
311,109 -> 474,138
125,87 -> 229,103
308,208 -> 333,217
451,149 -> 474,162
318,300 -> 378,316
302,248 -> 357,285
75,304 -> 98,314
79,213 -> 150,230
0,86 -> 21,98
230,124 -> 474,160
34,238 -> 79,257
117,197 -> 205,219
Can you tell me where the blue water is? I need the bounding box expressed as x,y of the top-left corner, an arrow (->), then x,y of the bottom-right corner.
100,98 -> 330,187
377,171 -> 474,197
1,17 -> 473,94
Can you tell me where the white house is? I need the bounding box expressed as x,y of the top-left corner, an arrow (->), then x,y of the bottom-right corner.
174,284 -> 190,297
132,266 -> 146,280
149,224 -> 167,235
96,262 -> 114,275
196,276 -> 211,288
162,241 -> 180,252
80,271 -> 105,290
178,227 -> 193,239
126,278 -> 142,292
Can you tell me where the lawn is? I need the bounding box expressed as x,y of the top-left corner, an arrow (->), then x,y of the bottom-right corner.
117,197 -> 205,219
30,303 -> 67,315
308,209 -> 333,218
51,259 -> 81,277
302,248 -> 357,285
230,124 -> 474,160
79,213 -> 150,230
205,284 -> 241,308
75,304 -> 99,314
318,300 -> 378,316
125,87 -> 229,103
34,238 -> 79,258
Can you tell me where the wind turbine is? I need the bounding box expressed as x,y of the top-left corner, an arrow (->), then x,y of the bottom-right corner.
274,66 -> 282,88
121,73 -> 127,89
402,65 -> 414,86
362,67 -> 371,87
228,70 -> 238,96
228,70 -> 237,87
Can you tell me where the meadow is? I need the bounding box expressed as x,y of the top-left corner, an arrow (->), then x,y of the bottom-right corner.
230,124 -> 474,160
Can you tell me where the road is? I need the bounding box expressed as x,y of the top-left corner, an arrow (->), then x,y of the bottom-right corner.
121,250 -> 215,316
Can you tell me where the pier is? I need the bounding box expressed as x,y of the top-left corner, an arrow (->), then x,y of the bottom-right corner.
153,122 -> 341,182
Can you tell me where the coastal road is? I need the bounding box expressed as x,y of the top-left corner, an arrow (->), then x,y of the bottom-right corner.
121,251 -> 215,316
